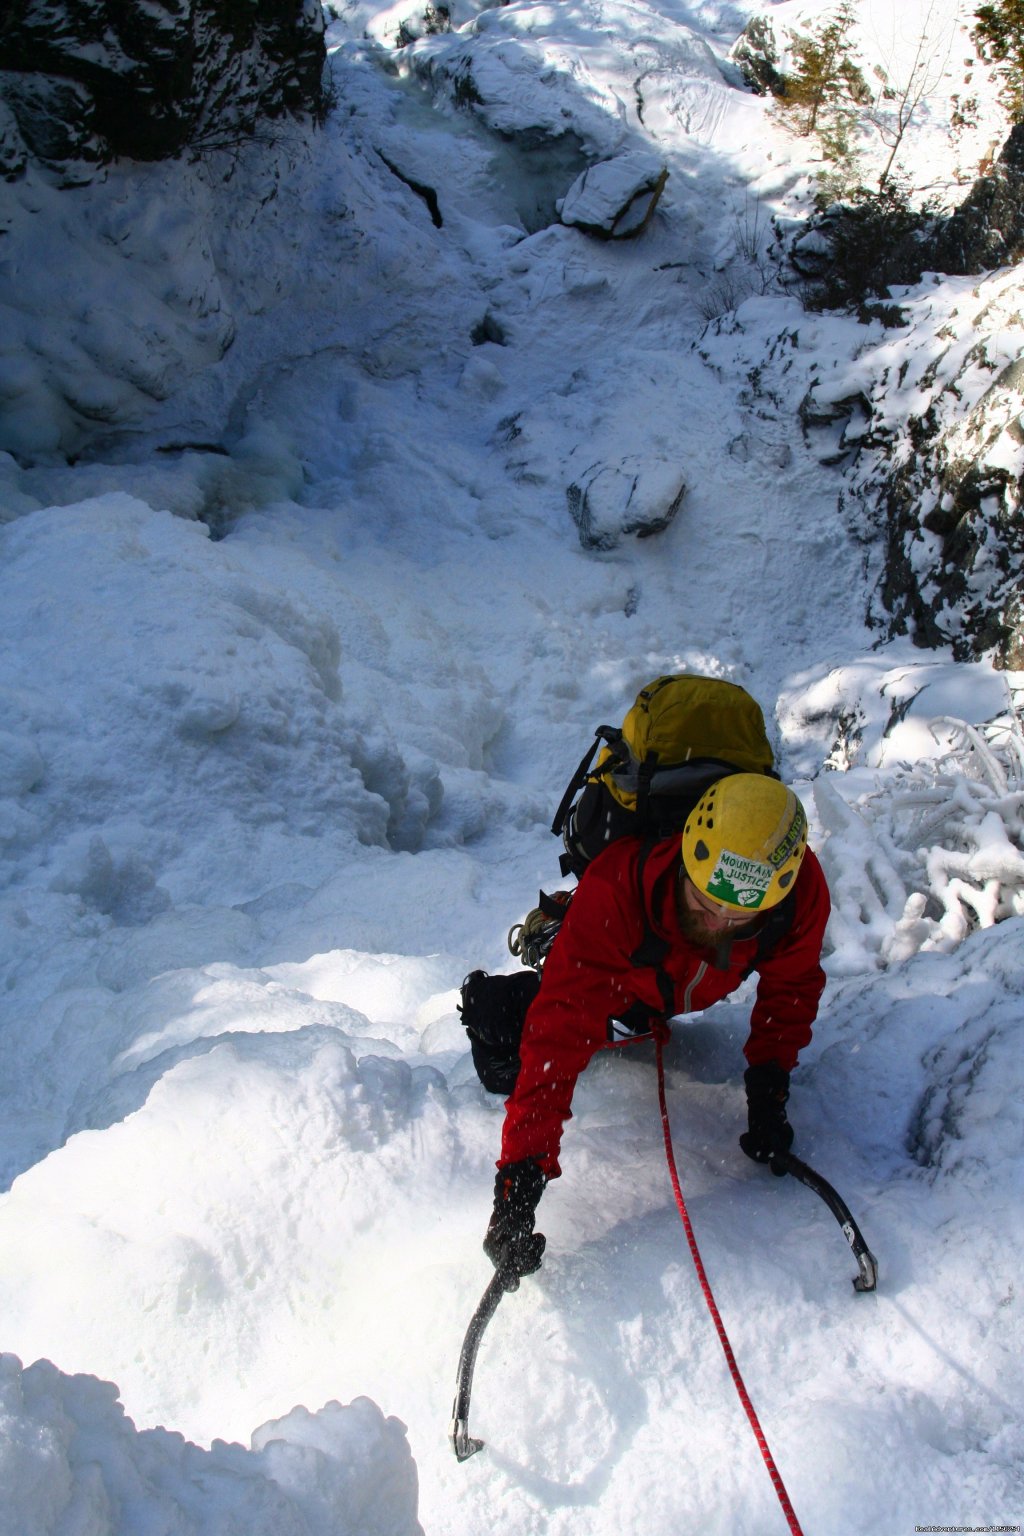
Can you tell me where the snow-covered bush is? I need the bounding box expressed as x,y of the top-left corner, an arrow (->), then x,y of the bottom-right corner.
815,712 -> 1024,972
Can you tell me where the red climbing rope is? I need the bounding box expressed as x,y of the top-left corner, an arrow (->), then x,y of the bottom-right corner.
653,1030 -> 806,1536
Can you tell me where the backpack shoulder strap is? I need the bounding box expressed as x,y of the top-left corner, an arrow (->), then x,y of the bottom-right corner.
550,725 -> 626,838
628,839 -> 675,1016
744,891 -> 798,976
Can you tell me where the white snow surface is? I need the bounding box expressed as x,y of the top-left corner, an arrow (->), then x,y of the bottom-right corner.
1,1 -> 1022,1533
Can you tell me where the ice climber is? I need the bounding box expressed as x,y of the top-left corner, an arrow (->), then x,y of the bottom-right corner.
481,773 -> 831,1286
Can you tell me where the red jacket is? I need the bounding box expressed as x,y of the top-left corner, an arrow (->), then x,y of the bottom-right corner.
499,835 -> 830,1178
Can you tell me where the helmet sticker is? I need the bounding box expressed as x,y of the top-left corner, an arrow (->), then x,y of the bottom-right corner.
769,803 -> 807,869
707,849 -> 773,908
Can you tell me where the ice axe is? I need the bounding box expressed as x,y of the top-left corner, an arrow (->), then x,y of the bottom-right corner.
448,1149 -> 876,1463
775,1149 -> 878,1293
448,1266 -> 515,1461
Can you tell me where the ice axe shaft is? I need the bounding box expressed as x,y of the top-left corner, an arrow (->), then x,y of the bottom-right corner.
776,1150 -> 878,1292
449,1268 -> 514,1461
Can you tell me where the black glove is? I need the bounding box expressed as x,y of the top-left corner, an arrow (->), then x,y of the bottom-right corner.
739,1063 -> 794,1176
483,1158 -> 547,1290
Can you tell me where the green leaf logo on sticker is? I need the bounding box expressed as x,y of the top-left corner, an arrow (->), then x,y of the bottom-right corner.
707,849 -> 773,909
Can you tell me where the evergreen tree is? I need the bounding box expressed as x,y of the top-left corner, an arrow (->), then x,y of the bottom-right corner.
780,2 -> 867,137
973,0 -> 1024,121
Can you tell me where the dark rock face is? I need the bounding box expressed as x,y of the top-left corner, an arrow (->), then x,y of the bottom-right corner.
929,122 -> 1024,276
875,366 -> 1024,669
0,0 -> 327,173
794,258 -> 1024,670
827,339 -> 1024,671
728,16 -> 785,98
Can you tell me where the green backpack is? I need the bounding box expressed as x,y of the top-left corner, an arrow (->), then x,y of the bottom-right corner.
551,673 -> 777,879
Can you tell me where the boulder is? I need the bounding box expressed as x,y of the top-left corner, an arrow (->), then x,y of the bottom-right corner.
559,151 -> 668,239
567,455 -> 685,550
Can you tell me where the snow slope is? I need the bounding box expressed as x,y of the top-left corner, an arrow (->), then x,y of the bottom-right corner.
0,1 -> 1022,1533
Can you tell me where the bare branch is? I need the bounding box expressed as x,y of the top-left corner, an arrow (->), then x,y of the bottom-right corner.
867,0 -> 962,187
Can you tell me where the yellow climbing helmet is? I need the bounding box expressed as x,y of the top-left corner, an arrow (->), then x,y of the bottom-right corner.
681,774 -> 808,912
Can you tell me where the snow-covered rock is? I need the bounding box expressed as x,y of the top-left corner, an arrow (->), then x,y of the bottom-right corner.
559,151 -> 668,239
798,266 -> 1024,668
567,454 -> 685,549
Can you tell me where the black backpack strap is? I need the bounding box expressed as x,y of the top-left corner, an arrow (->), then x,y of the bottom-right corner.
550,725 -> 626,837
743,891 -> 798,977
627,839 -> 675,1016
634,749 -> 659,829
